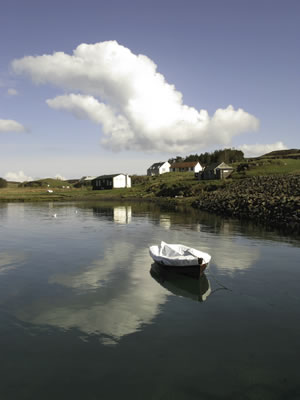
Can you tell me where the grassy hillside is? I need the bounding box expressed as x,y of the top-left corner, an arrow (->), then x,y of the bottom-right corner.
259,149 -> 300,159
0,172 -> 223,203
132,172 -> 227,198
1,151 -> 300,203
230,149 -> 300,178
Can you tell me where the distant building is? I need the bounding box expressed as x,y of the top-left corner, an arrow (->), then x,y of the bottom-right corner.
200,162 -> 234,180
170,161 -> 202,173
74,176 -> 96,188
80,176 -> 96,182
92,174 -> 131,190
147,161 -> 170,176
80,176 -> 96,184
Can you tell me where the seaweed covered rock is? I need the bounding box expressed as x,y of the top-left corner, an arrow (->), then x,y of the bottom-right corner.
192,175 -> 300,232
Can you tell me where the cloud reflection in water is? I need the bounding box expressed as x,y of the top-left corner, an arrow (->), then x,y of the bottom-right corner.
211,222 -> 260,273
18,244 -> 168,345
0,251 -> 27,274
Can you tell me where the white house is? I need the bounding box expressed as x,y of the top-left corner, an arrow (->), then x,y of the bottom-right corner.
92,174 -> 131,190
147,161 -> 170,176
170,161 -> 202,173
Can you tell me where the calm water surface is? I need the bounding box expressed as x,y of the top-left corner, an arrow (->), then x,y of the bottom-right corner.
0,201 -> 299,399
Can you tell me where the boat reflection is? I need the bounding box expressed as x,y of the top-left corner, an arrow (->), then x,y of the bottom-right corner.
150,263 -> 211,302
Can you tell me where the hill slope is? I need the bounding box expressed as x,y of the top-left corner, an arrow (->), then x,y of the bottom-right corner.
258,149 -> 300,159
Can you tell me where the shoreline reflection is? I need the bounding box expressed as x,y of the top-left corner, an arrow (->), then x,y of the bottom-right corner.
92,205 -> 132,224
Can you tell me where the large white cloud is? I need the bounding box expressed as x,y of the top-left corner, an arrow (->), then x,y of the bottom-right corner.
239,141 -> 287,157
12,41 -> 259,152
0,119 -> 25,133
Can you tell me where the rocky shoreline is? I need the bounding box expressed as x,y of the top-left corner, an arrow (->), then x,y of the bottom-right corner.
192,175 -> 300,233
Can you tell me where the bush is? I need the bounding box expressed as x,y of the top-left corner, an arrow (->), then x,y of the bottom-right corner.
131,175 -> 151,186
204,184 -> 218,192
0,178 -> 8,188
156,182 -> 196,197
237,163 -> 249,172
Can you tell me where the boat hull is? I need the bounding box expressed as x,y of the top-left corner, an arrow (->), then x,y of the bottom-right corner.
153,261 -> 208,278
150,263 -> 211,300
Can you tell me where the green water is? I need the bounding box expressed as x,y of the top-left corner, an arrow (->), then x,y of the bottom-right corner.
0,201 -> 299,399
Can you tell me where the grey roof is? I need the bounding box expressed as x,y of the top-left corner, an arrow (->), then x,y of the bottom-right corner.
171,161 -> 200,168
93,174 -> 126,180
148,162 -> 166,169
204,162 -> 233,171
204,162 -> 221,171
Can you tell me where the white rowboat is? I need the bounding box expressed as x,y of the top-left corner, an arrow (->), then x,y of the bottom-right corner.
149,241 -> 211,276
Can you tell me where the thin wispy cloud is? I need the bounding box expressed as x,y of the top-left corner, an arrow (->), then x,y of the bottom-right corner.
12,41 -> 259,153
0,119 -> 25,133
7,88 -> 18,96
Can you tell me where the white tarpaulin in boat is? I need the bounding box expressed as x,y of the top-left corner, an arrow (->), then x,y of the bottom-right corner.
149,241 -> 211,267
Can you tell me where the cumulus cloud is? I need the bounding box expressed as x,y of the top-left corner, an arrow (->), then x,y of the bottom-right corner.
12,40 -> 259,152
7,88 -> 18,96
239,141 -> 287,157
0,119 -> 25,133
4,170 -> 33,182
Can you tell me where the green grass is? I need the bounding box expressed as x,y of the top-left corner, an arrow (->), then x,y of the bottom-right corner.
0,183 -> 159,203
248,159 -> 300,176
232,158 -> 300,178
20,178 -> 72,188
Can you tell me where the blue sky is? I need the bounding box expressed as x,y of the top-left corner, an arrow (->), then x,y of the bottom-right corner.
0,0 -> 299,181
